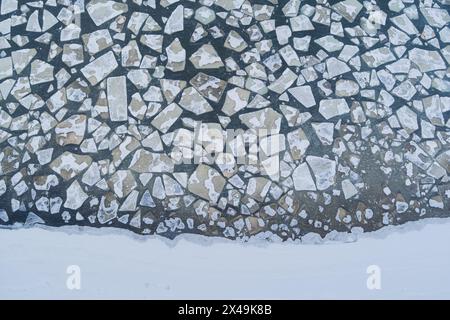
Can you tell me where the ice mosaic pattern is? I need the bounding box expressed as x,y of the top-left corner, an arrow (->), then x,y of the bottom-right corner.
0,0 -> 449,240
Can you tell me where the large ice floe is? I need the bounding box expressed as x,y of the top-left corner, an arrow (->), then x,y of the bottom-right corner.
0,0 -> 449,241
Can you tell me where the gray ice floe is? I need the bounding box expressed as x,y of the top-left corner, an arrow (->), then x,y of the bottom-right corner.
306,156 -> 336,191
81,51 -> 118,85
164,5 -> 184,35
64,181 -> 88,210
319,99 -> 350,120
188,164 -> 226,204
190,44 -> 224,69
107,76 -> 128,122
86,0 -> 128,26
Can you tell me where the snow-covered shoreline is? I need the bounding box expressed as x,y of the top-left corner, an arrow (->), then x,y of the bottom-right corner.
1,218 -> 450,299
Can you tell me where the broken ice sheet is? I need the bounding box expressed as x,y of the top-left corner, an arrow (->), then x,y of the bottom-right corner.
0,0 -> 449,242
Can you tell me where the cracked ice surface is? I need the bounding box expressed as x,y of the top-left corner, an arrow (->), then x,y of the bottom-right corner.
0,0 -> 449,241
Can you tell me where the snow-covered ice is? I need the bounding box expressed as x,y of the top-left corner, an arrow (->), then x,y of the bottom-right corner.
1,218 -> 450,299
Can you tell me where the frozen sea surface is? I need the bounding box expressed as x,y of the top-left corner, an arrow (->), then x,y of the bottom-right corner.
1,217 -> 450,299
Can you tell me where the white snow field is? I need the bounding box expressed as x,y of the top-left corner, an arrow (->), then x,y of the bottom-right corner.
1,218 -> 450,300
